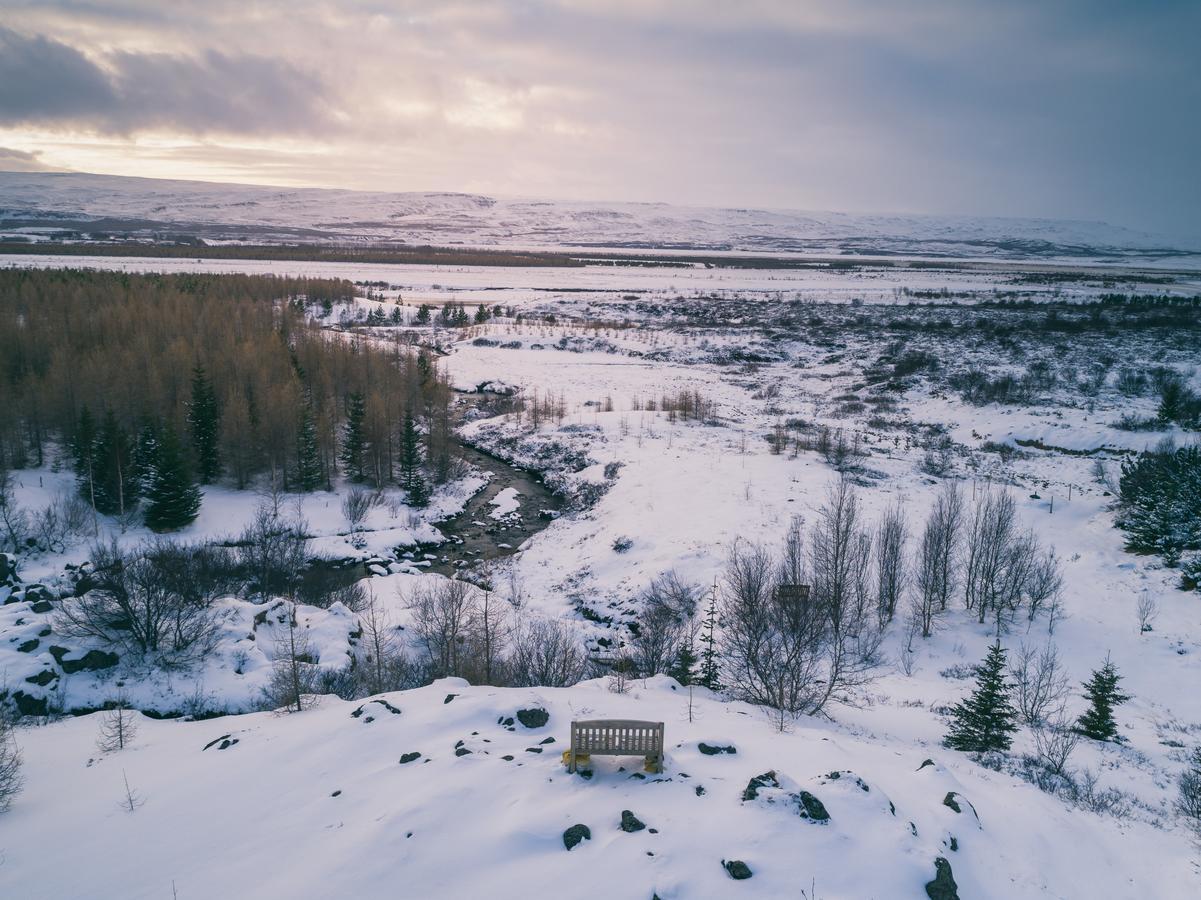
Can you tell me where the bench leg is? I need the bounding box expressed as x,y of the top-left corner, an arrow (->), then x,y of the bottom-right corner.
568,750 -> 576,773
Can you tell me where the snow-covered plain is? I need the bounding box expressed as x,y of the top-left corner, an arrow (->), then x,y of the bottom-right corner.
2,252 -> 1200,898
3,170 -> 1200,266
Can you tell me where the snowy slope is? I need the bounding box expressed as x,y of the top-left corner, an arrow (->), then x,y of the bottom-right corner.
3,677 -> 1194,900
2,171 -> 1198,265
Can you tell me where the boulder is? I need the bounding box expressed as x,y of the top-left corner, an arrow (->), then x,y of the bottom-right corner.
58,649 -> 119,674
942,792 -> 962,814
742,771 -> 779,802
698,742 -> 737,756
796,791 -> 830,822
723,860 -> 753,880
516,707 -> 549,728
925,857 -> 959,900
399,752 -> 421,764
11,690 -> 48,717
25,669 -> 57,687
620,810 -> 646,833
563,824 -> 591,851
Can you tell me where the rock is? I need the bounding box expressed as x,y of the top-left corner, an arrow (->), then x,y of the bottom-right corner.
742,771 -> 779,801
516,707 -> 549,728
11,690 -> 47,717
16,639 -> 38,653
698,742 -> 737,756
539,736 -> 556,745
723,860 -> 753,880
620,810 -> 646,833
563,824 -> 591,851
443,693 -> 457,704
796,791 -> 830,822
925,857 -> 960,900
525,747 -> 544,754
49,647 -> 119,673
942,792 -> 962,814
25,669 -> 57,687
30,600 -> 53,614
695,785 -> 706,797
399,752 -> 421,764
331,790 -> 342,797
501,755 -> 515,761
917,759 -> 937,771
455,747 -> 472,757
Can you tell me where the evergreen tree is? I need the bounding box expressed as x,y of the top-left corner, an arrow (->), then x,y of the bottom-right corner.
187,365 -> 222,484
72,406 -> 99,510
453,305 -> 470,327
142,424 -> 202,532
474,304 -> 489,324
1076,656 -> 1130,742
133,419 -> 161,499
697,589 -> 722,691
944,642 -> 1019,753
1118,445 -> 1201,566
341,393 -> 368,482
294,403 -> 324,492
415,304 -> 431,325
93,410 -> 137,516
667,640 -> 698,686
397,409 -> 429,507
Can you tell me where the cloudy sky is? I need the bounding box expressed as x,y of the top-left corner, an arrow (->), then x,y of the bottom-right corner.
0,0 -> 1197,237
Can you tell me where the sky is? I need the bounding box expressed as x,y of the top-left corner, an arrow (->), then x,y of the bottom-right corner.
0,0 -> 1198,238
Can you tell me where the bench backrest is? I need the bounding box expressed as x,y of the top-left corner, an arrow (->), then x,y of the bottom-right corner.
571,719 -> 664,755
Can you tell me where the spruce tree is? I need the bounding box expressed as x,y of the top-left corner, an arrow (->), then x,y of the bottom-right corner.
474,304 -> 489,324
142,424 -> 202,532
697,589 -> 722,691
667,640 -> 698,686
341,393 -> 367,482
294,403 -> 324,492
133,419 -> 161,500
188,365 -> 222,484
415,304 -> 431,325
1076,656 -> 1130,742
944,642 -> 1019,753
397,409 -> 429,507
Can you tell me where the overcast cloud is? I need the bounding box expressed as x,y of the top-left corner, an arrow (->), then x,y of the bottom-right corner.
0,0 -> 1196,237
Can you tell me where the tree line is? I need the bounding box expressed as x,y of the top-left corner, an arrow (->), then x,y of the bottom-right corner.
0,269 -> 457,529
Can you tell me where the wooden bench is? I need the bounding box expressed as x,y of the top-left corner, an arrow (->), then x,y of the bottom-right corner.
567,719 -> 664,774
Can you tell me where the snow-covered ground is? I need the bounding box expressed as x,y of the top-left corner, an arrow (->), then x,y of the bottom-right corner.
2,256 -> 1201,898
3,170 -> 1200,266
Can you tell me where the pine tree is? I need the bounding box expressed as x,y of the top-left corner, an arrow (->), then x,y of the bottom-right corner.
944,642 -> 1019,753
133,419 -> 161,500
187,365 -> 222,484
142,424 -> 202,532
1076,656 -> 1130,742
397,409 -> 429,507
697,588 -> 722,691
415,304 -> 431,325
341,392 -> 367,483
474,304 -> 489,324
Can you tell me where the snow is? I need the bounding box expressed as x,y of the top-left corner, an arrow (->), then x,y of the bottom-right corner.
489,487 -> 522,520
0,677 -> 1194,899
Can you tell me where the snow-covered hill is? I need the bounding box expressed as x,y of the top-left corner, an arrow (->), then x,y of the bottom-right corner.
2,171 -> 1198,265
4,676 -> 1192,900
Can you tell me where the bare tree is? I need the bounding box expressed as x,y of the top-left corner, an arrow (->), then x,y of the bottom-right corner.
466,588 -> 510,685
263,604 -> 319,713
912,482 -> 964,636
96,694 -> 139,752
0,468 -> 30,554
405,579 -> 477,679
56,539 -> 224,662
0,716 -> 22,813
721,481 -> 882,723
342,487 -> 379,547
1136,592 -> 1159,634
875,503 -> 908,624
118,768 -> 145,813
629,571 -> 700,677
238,501 -> 309,602
357,589 -> 414,695
1177,747 -> 1201,834
1032,710 -> 1080,777
507,616 -> 590,687
1010,641 -> 1071,728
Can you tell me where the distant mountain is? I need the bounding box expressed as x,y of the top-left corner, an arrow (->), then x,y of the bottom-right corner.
1,170 -> 1197,265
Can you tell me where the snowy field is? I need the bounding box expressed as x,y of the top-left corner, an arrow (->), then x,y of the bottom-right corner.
1,255 -> 1200,899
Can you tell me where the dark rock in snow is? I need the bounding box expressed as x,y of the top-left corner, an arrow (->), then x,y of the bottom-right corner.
563,824 -> 591,850
516,707 -> 549,728
25,669 -> 57,686
620,810 -> 646,832
16,638 -> 39,653
698,742 -> 737,756
695,785 -> 706,797
796,791 -> 829,822
11,690 -> 47,717
50,647 -> 119,674
455,747 -> 473,757
443,693 -> 457,704
30,600 -> 53,614
399,752 -> 421,764
525,746 -> 543,754
942,792 -> 962,814
723,860 -> 753,880
539,736 -> 556,744
501,755 -> 515,761
742,771 -> 779,801
917,759 -> 936,772
925,857 -> 960,900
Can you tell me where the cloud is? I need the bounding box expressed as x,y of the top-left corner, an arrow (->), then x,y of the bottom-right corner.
0,2 -> 1196,237
0,26 -> 332,137
0,145 -> 63,172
